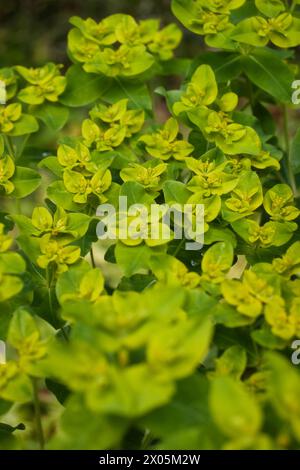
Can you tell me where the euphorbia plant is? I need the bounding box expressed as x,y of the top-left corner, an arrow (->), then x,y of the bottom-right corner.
0,0 -> 300,450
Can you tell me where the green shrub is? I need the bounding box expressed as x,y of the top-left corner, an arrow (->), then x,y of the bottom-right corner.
0,0 -> 300,450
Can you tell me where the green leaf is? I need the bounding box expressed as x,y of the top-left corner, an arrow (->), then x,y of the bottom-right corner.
102,79 -> 152,112
31,103 -> 69,131
0,372 -> 33,405
115,243 -> 165,276
61,66 -> 152,111
9,214 -> 38,236
266,352 -> 300,440
47,181 -> 82,211
66,214 -> 91,239
190,52 -> 242,83
146,374 -> 211,435
48,395 -> 127,450
60,65 -> 111,107
210,376 -> 262,438
242,49 -> 295,103
119,182 -> 155,206
255,0 -> 285,17
213,302 -> 255,327
0,252 -> 26,274
11,167 -> 41,198
171,0 -> 197,33
8,114 -> 39,136
202,241 -> 233,274
7,309 -> 37,348
0,422 -> 25,434
251,325 -> 287,350
74,218 -> 99,256
118,273 -> 156,292
0,274 -> 23,303
45,379 -> 69,405
212,346 -> 247,380
87,363 -> 175,417
204,226 -> 237,247
163,180 -> 191,204
159,58 -> 192,77
290,129 -> 300,175
55,261 -> 91,303
0,400 -> 12,416
16,234 -> 41,263
38,156 -> 63,178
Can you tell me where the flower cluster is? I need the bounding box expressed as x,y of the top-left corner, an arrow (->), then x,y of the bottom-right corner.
0,224 -> 25,302
172,0 -> 300,49
1,1 -> 300,451
15,63 -> 67,105
68,14 -> 182,77
12,206 -> 91,274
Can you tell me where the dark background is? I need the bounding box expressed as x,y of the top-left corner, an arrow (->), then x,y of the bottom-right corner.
1,1 -> 298,145
0,0 -> 196,66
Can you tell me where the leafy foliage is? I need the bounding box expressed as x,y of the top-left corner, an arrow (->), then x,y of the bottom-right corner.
0,3 -> 300,450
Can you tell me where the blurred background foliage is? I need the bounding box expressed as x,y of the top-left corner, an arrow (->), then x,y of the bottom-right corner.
0,3 -> 198,445
0,0 -> 199,152
0,1 -> 300,449
0,0 -> 199,67
2,0 -> 298,142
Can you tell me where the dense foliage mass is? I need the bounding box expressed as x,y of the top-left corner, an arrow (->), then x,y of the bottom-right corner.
0,0 -> 300,450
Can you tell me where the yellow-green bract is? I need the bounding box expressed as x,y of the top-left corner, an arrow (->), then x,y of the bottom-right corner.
0,2 -> 300,451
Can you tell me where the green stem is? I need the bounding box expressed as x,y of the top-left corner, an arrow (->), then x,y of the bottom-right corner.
14,198 -> 21,214
48,288 -> 55,325
60,325 -> 69,342
46,266 -> 53,290
46,267 -> 57,327
277,171 -> 287,184
16,134 -> 29,159
283,105 -> 290,155
290,0 -> 296,12
246,77 -> 255,111
3,135 -> 15,158
46,267 -> 69,340
90,246 -> 96,268
283,105 -> 297,195
141,429 -> 152,450
172,238 -> 185,258
3,135 -> 21,215
115,78 -> 152,119
32,378 -> 45,450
